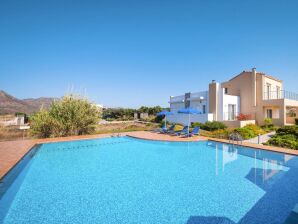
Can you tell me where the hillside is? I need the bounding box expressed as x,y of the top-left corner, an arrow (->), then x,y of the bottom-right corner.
0,90 -> 56,114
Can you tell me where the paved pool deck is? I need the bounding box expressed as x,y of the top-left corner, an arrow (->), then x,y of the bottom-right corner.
1,131 -> 298,180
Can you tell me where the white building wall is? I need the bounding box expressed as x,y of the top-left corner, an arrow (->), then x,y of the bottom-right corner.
221,88 -> 240,121
168,91 -> 212,124
170,102 -> 185,113
167,113 -> 214,125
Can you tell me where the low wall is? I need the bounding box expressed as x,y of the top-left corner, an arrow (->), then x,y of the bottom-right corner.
167,113 -> 213,125
286,117 -> 297,125
222,120 -> 255,128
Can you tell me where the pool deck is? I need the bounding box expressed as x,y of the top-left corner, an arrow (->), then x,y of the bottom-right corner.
1,131 -> 298,180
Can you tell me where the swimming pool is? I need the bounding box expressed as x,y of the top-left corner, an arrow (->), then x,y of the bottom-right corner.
1,136 -> 298,224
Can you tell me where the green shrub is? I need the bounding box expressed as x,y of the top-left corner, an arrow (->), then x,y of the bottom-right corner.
191,122 -> 204,128
276,126 -> 298,137
234,127 -> 256,140
266,136 -> 298,149
30,95 -> 100,138
261,118 -> 279,131
210,129 -> 233,139
200,121 -> 227,131
244,124 -> 266,135
30,110 -> 53,138
265,126 -> 298,149
264,118 -> 273,126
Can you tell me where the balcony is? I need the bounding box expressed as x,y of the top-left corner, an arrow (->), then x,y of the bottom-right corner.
188,91 -> 208,101
263,90 -> 298,101
169,95 -> 185,103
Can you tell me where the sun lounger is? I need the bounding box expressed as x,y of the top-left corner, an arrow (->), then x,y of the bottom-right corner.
183,126 -> 200,137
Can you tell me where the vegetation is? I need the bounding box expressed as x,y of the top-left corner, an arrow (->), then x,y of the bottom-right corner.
195,122 -> 272,140
96,122 -> 159,134
102,106 -> 163,122
264,118 -> 273,127
265,126 -> 298,150
201,129 -> 233,139
234,127 -> 256,140
0,126 -> 29,141
138,106 -> 163,115
236,113 -> 252,121
102,108 -> 135,121
261,118 -> 279,132
192,121 -> 227,131
30,95 -> 100,138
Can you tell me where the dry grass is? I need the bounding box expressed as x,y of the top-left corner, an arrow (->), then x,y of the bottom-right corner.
96,122 -> 159,134
0,122 -> 160,141
0,126 -> 30,141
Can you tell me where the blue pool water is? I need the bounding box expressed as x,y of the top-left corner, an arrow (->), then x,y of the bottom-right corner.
1,137 -> 298,224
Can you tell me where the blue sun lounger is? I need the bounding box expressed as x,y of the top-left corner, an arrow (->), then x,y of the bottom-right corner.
160,124 -> 175,134
175,126 -> 189,136
183,126 -> 200,137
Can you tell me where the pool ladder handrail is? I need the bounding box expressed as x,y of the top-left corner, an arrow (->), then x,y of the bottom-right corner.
111,133 -> 122,137
228,132 -> 243,145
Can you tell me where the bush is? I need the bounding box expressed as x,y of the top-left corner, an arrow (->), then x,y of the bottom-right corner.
230,124 -> 268,140
210,129 -> 233,139
276,126 -> 298,137
234,127 -> 256,140
30,95 -> 100,138
191,122 -> 204,128
30,110 -> 53,138
265,126 -> 298,150
266,136 -> 298,149
264,118 -> 273,126
236,113 -> 252,121
201,121 -> 227,131
244,124 -> 266,135
261,118 -> 279,131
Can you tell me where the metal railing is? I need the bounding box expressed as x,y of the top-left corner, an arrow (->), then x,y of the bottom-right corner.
263,90 -> 298,101
188,91 -> 208,101
169,95 -> 185,103
223,112 -> 239,121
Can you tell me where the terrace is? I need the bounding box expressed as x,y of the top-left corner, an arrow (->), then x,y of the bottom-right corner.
263,90 -> 298,101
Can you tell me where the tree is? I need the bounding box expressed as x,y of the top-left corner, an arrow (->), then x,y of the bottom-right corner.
30,95 -> 100,138
30,110 -> 53,138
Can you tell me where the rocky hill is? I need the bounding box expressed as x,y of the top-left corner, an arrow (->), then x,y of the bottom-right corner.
0,90 -> 56,114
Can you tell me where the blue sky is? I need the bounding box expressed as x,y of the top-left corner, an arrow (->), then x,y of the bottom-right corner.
1,0 -> 298,108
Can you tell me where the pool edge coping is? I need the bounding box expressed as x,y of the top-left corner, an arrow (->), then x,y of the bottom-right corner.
1,130 -> 298,181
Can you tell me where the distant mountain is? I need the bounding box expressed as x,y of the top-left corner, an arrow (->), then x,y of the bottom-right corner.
23,97 -> 55,110
0,90 -> 57,114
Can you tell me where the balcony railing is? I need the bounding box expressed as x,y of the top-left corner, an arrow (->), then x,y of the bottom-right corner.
263,90 -> 298,101
169,95 -> 185,103
223,112 -> 239,121
188,91 -> 208,101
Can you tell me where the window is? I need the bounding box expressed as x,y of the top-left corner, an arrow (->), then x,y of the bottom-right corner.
266,109 -> 273,119
266,83 -> 271,99
203,105 -> 206,114
224,88 -> 228,94
276,86 -> 280,99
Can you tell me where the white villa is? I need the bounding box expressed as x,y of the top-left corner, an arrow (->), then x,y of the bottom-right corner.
167,68 -> 298,127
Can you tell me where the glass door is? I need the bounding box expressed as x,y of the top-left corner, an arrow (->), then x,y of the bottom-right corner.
228,104 -> 236,120
266,109 -> 273,119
